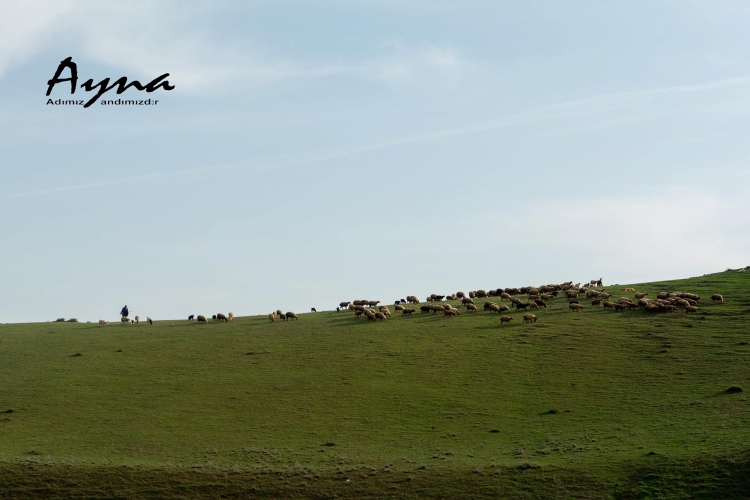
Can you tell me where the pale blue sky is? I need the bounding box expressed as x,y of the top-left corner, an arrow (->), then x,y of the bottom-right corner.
1,1 -> 749,322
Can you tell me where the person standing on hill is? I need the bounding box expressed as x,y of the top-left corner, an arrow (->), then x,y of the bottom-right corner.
120,305 -> 129,318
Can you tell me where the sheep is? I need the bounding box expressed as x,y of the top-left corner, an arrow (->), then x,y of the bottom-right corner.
407,296 -> 420,304
591,299 -> 602,307
711,294 -> 724,303
310,308 -> 317,313
603,301 -> 615,310
522,313 -> 538,323
98,319 -> 109,327
420,306 -> 431,313
354,309 -> 363,318
339,302 -> 351,309
188,315 -> 194,321
500,316 -> 513,325
147,317 -> 153,325
739,268 -> 746,272
121,317 -> 130,325
515,302 -> 530,311
569,303 -> 584,312
634,292 -> 649,299
276,310 -> 286,321
285,312 -> 298,321
623,287 -> 635,292
466,304 -> 478,312
402,308 -> 415,316
533,299 -> 547,308
268,312 -> 275,322
499,293 -> 512,301
475,290 -> 487,298
443,309 -> 458,318
212,315 -> 217,321
456,292 -> 466,298
197,315 -> 208,323
368,300 -> 380,307
489,303 -> 500,313
134,316 -> 140,324
529,302 -> 540,311
216,313 -> 228,322
614,303 -> 629,312
131,319 -> 135,325
227,312 -> 234,321
395,304 -> 405,312
497,305 -> 510,313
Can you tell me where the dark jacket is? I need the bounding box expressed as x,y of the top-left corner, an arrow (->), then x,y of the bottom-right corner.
120,306 -> 129,317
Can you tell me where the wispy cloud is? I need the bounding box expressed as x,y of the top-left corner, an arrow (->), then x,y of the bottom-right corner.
3,69 -> 750,202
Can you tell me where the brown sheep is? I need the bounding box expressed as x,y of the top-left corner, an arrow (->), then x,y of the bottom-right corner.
500,292 -> 512,301
466,304 -> 478,312
456,292 -> 466,298
402,308 -> 415,316
711,294 -> 724,303
529,302 -> 539,311
339,302 -> 351,308
395,304 -> 405,312
603,301 -> 615,310
443,309 -> 458,318
569,303 -> 583,312
197,315 -> 208,323
286,312 -> 298,321
614,303 -> 629,312
497,305 -> 510,313
374,312 -> 387,322
98,319 -> 109,326
475,290 -> 487,298
591,299 -> 602,307
623,287 -> 635,292
354,309 -> 363,318
121,317 -> 130,325
134,316 -> 140,324
216,313 -> 228,322
685,306 -> 699,313
634,292 -> 648,299
500,316 -> 513,325
489,304 -> 500,313
420,306 -> 431,313
268,312 -> 275,322
310,308 -> 317,313
522,313 -> 538,323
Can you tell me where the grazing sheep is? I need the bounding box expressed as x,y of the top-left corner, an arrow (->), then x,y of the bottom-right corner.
227,312 -> 235,321
489,304 -> 500,313
685,306 -> 700,313
456,292 -> 466,298
533,299 -> 547,308
197,315 -> 208,323
134,316 -> 140,324
354,309 -> 363,318
402,308 -> 415,316
188,315 -> 194,321
515,302 -> 530,312
285,312 -> 298,321
374,312 -> 387,322
497,305 -> 510,313
310,308 -> 317,313
529,302 -> 540,311
476,290 -> 487,298
569,303 -> 584,312
131,319 -> 135,325
147,317 -> 153,325
522,313 -> 538,324
500,316 -> 513,325
121,317 -> 130,325
739,268 -> 746,272
603,301 -> 615,310
212,315 -> 217,321
339,302 -> 351,309
367,300 -> 380,307
407,296 -> 420,304
500,293 -> 512,301
623,287 -> 635,292
466,304 -> 478,312
443,309 -> 458,318
634,292 -> 649,299
395,304 -> 405,312
98,319 -> 109,327
614,303 -> 629,312
268,312 -> 275,322
216,313 -> 228,322
711,294 -> 724,303
420,306 -> 431,313
591,299 -> 602,307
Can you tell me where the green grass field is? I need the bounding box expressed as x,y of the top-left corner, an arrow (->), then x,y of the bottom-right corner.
1,270 -> 749,498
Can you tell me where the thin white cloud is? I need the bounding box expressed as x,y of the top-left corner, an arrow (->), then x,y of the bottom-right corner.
3,69 -> 750,202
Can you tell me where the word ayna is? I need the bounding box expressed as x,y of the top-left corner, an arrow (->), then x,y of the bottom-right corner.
46,57 -> 174,108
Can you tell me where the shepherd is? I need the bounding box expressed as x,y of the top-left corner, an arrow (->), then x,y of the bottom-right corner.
120,304 -> 129,318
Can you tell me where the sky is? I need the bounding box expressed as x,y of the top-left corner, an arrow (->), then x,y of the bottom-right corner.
1,1 -> 749,323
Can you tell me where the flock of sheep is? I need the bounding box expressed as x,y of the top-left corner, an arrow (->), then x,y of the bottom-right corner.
96,274 -> 733,327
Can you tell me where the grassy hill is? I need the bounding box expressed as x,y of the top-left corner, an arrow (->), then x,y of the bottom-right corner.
1,270 -> 749,498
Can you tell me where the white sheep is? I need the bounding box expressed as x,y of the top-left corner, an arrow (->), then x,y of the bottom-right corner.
98,319 -> 109,327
